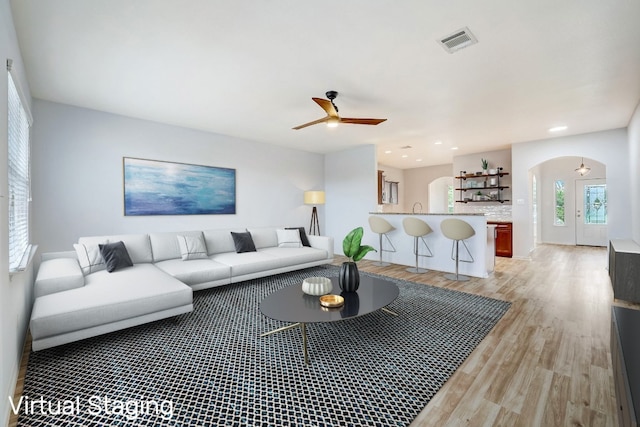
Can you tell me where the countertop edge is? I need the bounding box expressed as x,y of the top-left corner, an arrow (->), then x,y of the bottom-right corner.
369,212 -> 485,216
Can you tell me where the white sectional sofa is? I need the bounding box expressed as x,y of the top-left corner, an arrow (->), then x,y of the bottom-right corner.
30,227 -> 333,351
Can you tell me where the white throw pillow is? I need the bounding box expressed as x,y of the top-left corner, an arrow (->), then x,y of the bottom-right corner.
177,234 -> 208,260
74,241 -> 108,275
276,229 -> 302,248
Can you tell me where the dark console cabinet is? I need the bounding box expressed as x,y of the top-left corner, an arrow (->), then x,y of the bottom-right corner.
611,306 -> 640,426
609,240 -> 640,303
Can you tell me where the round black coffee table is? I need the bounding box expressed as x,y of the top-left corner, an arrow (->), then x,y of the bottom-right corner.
260,274 -> 399,364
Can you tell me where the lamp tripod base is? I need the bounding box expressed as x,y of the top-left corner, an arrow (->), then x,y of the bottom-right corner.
309,206 -> 320,236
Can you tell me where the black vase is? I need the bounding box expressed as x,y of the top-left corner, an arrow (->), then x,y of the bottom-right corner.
340,291 -> 360,318
339,262 -> 360,292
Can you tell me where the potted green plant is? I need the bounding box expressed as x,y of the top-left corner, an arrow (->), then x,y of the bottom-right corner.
340,227 -> 376,292
481,158 -> 489,173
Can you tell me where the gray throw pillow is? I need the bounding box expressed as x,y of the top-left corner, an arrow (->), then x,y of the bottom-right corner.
99,241 -> 134,273
230,231 -> 257,253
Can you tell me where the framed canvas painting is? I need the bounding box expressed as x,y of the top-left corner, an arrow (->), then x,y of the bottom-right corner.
123,157 -> 236,215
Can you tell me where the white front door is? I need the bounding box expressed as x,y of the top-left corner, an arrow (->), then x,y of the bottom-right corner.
575,179 -> 607,246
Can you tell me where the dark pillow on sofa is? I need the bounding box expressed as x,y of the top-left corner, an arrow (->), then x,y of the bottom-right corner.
99,241 -> 134,273
230,231 -> 257,253
286,227 -> 311,247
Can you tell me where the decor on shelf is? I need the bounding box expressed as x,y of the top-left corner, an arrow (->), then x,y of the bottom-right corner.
454,168 -> 510,204
575,157 -> 591,176
304,190 -> 325,235
123,157 -> 236,216
481,158 -> 488,173
339,227 -> 376,292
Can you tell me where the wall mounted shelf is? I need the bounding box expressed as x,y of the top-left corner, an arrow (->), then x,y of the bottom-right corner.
454,170 -> 510,203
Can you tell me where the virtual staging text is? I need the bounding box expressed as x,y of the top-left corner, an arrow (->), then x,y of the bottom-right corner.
9,395 -> 174,421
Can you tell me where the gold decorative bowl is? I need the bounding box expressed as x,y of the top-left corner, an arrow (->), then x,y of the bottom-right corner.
319,294 -> 344,308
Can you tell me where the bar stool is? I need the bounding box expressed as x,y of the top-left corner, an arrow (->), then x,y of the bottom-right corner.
440,218 -> 475,281
368,216 -> 396,266
402,217 -> 433,274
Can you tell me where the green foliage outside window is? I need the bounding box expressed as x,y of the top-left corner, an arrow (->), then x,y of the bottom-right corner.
554,180 -> 565,225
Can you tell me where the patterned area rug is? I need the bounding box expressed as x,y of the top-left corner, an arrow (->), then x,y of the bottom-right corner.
17,266 -> 510,426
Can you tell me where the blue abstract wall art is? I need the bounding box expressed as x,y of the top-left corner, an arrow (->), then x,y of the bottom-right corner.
124,157 -> 236,215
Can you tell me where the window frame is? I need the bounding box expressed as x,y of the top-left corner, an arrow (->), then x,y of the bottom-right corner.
7,64 -> 34,272
553,179 -> 565,226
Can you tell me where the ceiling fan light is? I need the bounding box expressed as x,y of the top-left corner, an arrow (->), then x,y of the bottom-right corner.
326,117 -> 339,128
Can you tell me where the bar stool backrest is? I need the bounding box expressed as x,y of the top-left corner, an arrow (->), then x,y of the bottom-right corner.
369,216 -> 396,234
402,217 -> 433,237
440,218 -> 475,241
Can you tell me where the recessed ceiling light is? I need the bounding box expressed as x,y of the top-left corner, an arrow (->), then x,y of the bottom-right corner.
416,159 -> 423,162
549,125 -> 568,132
434,141 -> 442,145
401,154 -> 409,158
451,147 -> 459,150
384,150 -> 392,154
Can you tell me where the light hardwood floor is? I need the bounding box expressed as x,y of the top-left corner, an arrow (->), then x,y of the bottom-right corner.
9,244 -> 631,427
352,244 -> 626,427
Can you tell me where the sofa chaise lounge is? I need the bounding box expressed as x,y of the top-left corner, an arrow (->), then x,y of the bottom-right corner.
30,227 -> 333,351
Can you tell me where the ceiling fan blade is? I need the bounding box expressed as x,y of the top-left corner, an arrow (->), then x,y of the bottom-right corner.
292,116 -> 330,130
339,118 -> 387,125
312,98 -> 338,117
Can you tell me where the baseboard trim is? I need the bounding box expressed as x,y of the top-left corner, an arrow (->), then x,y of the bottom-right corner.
7,332 -> 32,427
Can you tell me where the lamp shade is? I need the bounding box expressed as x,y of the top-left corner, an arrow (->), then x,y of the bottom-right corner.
304,191 -> 325,205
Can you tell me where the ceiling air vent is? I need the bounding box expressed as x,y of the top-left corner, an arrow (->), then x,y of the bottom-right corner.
438,27 -> 478,53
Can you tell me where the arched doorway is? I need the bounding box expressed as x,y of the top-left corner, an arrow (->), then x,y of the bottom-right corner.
530,156 -> 606,247
428,176 -> 454,213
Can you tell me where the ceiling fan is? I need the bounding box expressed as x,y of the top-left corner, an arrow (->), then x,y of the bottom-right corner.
292,91 -> 387,130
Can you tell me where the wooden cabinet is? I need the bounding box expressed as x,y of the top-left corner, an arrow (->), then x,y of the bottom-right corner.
488,222 -> 512,258
611,306 -> 640,426
377,170 -> 399,205
609,240 -> 640,303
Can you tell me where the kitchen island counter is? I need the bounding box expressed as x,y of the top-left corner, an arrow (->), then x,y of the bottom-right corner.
368,213 -> 494,278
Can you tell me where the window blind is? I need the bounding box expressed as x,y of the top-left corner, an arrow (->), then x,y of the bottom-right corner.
7,71 -> 32,271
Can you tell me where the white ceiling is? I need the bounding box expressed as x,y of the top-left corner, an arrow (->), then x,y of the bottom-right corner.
9,0 -> 640,169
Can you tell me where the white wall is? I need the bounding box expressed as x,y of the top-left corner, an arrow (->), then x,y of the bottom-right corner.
1,1 -> 35,424
428,176 -> 453,213
629,100 -> 640,243
31,100 -> 325,252
325,145 -> 377,257
531,164 -> 542,244
511,128 -> 630,258
404,163 -> 453,213
538,156 -> 606,245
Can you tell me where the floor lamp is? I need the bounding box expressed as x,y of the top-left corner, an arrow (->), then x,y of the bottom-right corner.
304,191 -> 325,236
